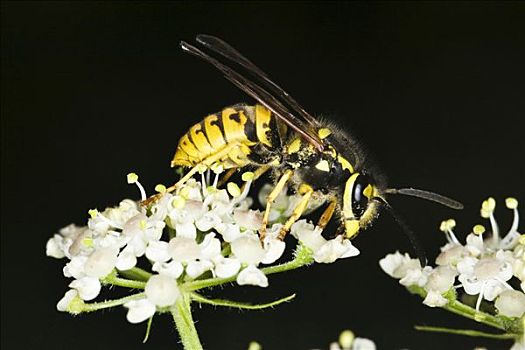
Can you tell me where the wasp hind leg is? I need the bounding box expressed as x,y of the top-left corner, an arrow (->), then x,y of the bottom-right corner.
277,184 -> 314,240
260,169 -> 294,241
217,168 -> 237,188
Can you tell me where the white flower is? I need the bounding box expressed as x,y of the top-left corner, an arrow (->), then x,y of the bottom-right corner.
152,260 -> 184,279
213,257 -> 241,278
83,247 -> 118,278
379,251 -> 421,280
495,290 -> 525,318
145,274 -> 180,307
230,234 -> 266,265
351,337 -> 376,350
168,233 -> 222,278
237,265 -> 268,287
69,276 -> 101,301
291,220 -> 360,263
422,266 -> 456,307
124,298 -> 156,324
56,289 -> 79,312
145,240 -> 170,263
458,252 -> 513,310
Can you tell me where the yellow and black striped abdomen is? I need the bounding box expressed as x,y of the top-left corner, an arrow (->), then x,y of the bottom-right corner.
171,104 -> 280,169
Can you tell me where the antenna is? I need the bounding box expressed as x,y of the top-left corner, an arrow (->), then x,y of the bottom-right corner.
372,197 -> 428,267
385,187 -> 463,210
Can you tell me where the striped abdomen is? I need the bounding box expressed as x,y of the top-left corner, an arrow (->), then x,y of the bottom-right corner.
172,104 -> 283,169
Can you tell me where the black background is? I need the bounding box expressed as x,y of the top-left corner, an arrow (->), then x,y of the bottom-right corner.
2,2 -> 524,349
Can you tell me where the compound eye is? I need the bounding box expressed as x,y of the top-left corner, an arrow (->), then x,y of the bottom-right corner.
352,175 -> 371,218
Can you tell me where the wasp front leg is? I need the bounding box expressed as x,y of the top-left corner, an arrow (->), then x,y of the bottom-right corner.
260,169 -> 294,241
278,184 -> 314,240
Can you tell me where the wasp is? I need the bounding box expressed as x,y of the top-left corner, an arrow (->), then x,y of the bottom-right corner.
155,35 -> 463,264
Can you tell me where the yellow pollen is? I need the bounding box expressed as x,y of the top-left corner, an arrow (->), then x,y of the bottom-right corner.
196,164 -> 207,173
318,128 -> 332,139
473,224 -> 485,235
179,187 -> 190,199
227,182 -> 241,197
481,197 -> 496,218
339,330 -> 355,349
242,171 -> 255,182
519,234 -> 525,246
155,184 -> 167,193
315,160 -> 330,172
172,196 -> 186,209
210,163 -> 224,174
139,220 -> 147,230
88,209 -> 98,218
82,237 -> 93,248
127,172 -> 138,184
287,138 -> 301,154
506,197 -> 518,209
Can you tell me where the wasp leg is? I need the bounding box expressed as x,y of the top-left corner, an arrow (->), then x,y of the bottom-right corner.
316,197 -> 337,231
141,143 -> 240,206
217,168 -> 237,188
240,164 -> 271,192
278,184 -> 314,240
260,169 -> 294,241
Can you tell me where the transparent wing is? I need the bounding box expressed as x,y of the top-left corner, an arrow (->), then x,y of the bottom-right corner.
196,35 -> 321,129
180,37 -> 324,151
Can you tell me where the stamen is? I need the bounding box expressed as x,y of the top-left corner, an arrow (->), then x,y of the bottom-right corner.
506,197 -> 519,234
481,197 -> 500,245
127,173 -> 147,201
475,281 -> 487,312
440,219 -> 460,245
155,184 -> 167,194
227,183 -> 241,198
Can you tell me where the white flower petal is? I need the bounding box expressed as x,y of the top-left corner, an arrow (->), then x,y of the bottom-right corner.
314,236 -> 359,264
152,261 -> 184,279
424,266 -> 456,294
57,289 -> 79,312
83,247 -> 118,278
186,260 -> 214,278
195,213 -> 220,232
199,233 -> 222,260
214,257 -> 241,278
423,290 -> 448,307
237,265 -> 268,287
231,235 -> 265,265
262,238 -> 286,264
352,337 -> 376,350
218,223 -> 242,242
233,209 -> 263,230
495,290 -> 525,317
63,255 -> 88,279
145,240 -> 170,263
174,221 -> 197,240
69,276 -> 101,301
379,252 -> 420,279
46,235 -> 66,259
145,274 -> 180,307
168,237 -> 201,262
124,298 -> 156,324
115,249 -> 137,271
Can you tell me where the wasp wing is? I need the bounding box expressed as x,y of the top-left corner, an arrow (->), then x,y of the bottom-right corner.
180,39 -> 324,151
196,34 -> 321,130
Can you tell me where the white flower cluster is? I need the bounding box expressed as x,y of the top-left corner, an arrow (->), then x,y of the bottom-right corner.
47,172 -> 360,324
380,197 -> 524,318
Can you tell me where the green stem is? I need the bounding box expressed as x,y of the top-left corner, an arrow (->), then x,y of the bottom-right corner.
415,325 -> 517,340
118,267 -> 152,281
171,293 -> 203,350
103,275 -> 146,289
82,292 -> 146,312
443,299 -> 505,330
190,292 -> 295,310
